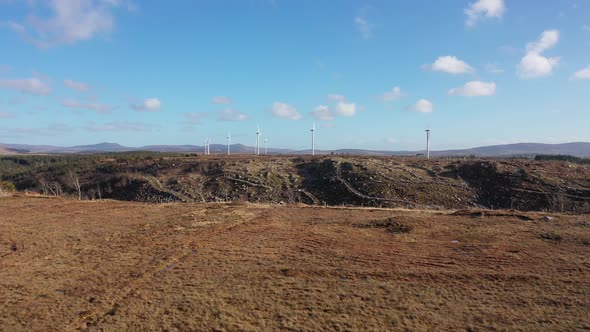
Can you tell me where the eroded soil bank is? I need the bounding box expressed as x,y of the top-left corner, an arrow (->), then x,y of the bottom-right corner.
4,155 -> 590,212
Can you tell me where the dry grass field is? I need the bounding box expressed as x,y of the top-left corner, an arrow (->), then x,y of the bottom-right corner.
1,196 -> 589,331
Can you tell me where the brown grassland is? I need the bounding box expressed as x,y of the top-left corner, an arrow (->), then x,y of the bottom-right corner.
1,196 -> 589,331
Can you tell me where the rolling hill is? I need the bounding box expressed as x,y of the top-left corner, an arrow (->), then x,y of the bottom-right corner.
0,146 -> 25,155
1,142 -> 590,157
436,142 -> 590,157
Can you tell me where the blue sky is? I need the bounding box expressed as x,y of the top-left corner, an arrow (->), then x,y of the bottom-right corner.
0,0 -> 589,151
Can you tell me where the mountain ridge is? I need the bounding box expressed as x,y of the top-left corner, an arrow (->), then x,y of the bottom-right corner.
1,142 -> 590,157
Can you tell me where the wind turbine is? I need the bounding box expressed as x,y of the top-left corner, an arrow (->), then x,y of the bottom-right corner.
425,128 -> 430,159
311,122 -> 316,156
207,138 -> 211,155
227,132 -> 231,156
204,139 -> 208,155
264,137 -> 268,155
256,125 -> 261,155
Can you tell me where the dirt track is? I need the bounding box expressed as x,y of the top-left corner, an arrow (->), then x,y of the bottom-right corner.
1,197 -> 589,331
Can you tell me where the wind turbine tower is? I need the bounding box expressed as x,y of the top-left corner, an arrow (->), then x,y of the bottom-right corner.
227,132 -> 231,156
264,138 -> 268,155
256,125 -> 261,155
204,139 -> 208,155
311,122 -> 316,156
425,129 -> 430,159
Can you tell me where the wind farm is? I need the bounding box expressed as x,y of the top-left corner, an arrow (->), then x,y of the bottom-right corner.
197,123 -> 435,158
426,128 -> 431,159
256,125 -> 261,155
311,122 -> 316,156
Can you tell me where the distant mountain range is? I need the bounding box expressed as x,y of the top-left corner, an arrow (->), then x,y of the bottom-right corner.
0,146 -> 27,155
1,142 -> 590,157
432,142 -> 590,157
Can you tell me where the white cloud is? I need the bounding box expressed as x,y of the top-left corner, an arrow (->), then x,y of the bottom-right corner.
526,30 -> 559,54
5,0 -> 134,48
212,96 -> 231,104
518,53 -> 560,78
406,99 -> 433,113
270,102 -> 301,120
61,98 -> 114,114
425,56 -> 474,74
312,97 -> 360,120
448,81 -> 496,97
384,137 -> 399,144
184,112 -> 207,124
572,65 -> 590,80
218,108 -> 248,121
131,98 -> 161,112
327,94 -> 346,102
101,0 -> 138,9
354,16 -> 373,39
334,102 -> 357,117
2,21 -> 25,33
498,44 -> 519,55
484,63 -> 504,74
3,123 -> 74,137
86,121 -> 150,132
465,0 -> 506,27
517,30 -> 560,79
310,105 -> 335,121
63,79 -> 90,92
380,86 -> 405,102
0,77 -> 51,95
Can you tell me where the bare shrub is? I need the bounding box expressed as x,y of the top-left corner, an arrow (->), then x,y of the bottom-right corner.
0,181 -> 16,197
67,171 -> 82,200
353,217 -> 412,234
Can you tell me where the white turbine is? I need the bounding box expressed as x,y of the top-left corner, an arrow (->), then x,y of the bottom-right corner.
204,139 -> 208,155
425,128 -> 430,159
256,125 -> 261,155
311,122 -> 316,156
227,132 -> 231,156
207,138 -> 211,155
264,137 -> 268,155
